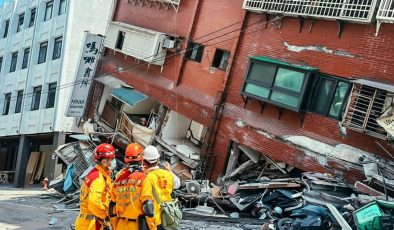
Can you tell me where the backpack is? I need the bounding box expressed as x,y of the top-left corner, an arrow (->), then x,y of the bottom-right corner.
152,187 -> 182,230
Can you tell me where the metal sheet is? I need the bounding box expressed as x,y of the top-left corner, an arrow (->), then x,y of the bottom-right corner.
95,75 -> 126,88
351,79 -> 394,92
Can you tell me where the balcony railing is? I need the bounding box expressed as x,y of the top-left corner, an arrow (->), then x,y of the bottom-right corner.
377,0 -> 394,22
243,0 -> 378,23
127,0 -> 180,12
376,0 -> 394,35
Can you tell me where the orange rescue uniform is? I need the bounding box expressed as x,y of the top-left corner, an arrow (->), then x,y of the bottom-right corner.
110,167 -> 146,230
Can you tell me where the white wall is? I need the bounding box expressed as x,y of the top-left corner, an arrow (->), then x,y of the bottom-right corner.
0,0 -> 114,136
98,85 -> 112,116
54,0 -> 114,133
161,110 -> 192,139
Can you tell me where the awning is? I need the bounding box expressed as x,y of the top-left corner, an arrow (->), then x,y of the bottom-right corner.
351,79 -> 394,93
111,88 -> 148,107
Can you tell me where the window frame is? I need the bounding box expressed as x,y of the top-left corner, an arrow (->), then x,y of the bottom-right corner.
241,57 -> 316,112
9,52 -> 18,73
38,41 -> 48,64
22,47 -> 30,69
0,56 -> 3,73
31,86 -> 42,111
3,19 -> 9,38
17,13 -> 24,32
52,36 -> 62,60
44,1 -> 54,21
15,90 -> 23,114
46,82 -> 57,108
310,74 -> 351,120
185,42 -> 205,63
3,93 -> 11,115
115,31 -> 125,50
29,8 -> 36,28
58,0 -> 67,15
211,48 -> 230,70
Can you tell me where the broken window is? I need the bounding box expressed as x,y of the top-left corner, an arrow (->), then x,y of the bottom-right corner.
211,49 -> 230,70
343,84 -> 388,139
242,56 -> 316,112
185,42 -> 204,63
311,75 -> 351,120
115,31 -> 125,50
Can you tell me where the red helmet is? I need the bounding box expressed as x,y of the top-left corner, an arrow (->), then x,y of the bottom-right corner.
94,143 -> 115,162
125,143 -> 143,163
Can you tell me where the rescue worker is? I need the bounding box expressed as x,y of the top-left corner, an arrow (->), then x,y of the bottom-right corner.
75,143 -> 117,230
140,145 -> 181,230
109,143 -> 148,230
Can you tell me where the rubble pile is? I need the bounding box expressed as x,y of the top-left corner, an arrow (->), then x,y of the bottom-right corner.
176,166 -> 394,229
46,139 -> 394,229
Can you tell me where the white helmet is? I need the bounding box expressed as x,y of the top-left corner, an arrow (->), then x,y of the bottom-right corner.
143,145 -> 160,164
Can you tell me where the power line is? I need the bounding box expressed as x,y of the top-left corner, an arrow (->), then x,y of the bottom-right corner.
0,15 -> 284,105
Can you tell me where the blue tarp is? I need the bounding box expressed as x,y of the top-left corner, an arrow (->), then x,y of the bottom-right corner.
111,88 -> 148,107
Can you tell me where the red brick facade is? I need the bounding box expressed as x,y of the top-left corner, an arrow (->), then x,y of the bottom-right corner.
92,0 -> 394,183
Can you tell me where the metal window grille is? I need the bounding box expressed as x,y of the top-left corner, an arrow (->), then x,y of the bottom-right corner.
377,0 -> 394,21
243,0 -> 378,23
376,0 -> 394,35
342,84 -> 388,139
127,0 -> 180,12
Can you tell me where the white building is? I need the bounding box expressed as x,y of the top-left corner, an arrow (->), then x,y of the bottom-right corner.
0,0 -> 114,187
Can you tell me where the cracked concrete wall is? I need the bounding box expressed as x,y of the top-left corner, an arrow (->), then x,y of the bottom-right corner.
284,42 -> 359,58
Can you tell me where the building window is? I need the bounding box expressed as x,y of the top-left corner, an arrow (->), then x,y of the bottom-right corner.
17,13 -> 24,32
343,84 -> 387,139
31,86 -> 42,111
38,42 -> 48,64
9,52 -> 18,73
15,90 -> 23,113
44,1 -> 53,21
58,0 -> 67,15
52,36 -> 62,60
311,75 -> 351,120
29,8 -> 36,27
242,57 -> 316,112
211,49 -> 230,70
46,82 -> 56,108
185,42 -> 204,62
115,31 -> 125,50
3,93 -> 11,115
0,56 -> 3,73
22,48 -> 30,69
3,20 -> 9,38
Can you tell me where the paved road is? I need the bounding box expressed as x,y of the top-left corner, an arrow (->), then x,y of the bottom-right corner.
0,185 -> 263,230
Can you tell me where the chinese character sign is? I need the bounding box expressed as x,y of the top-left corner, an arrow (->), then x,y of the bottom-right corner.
66,33 -> 103,117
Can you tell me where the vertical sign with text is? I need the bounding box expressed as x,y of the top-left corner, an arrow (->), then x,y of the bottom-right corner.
66,33 -> 103,117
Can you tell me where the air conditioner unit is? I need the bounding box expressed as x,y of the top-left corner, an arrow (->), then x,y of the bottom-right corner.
163,38 -> 175,49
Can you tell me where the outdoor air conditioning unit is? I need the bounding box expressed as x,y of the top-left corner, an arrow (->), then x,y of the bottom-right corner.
163,38 -> 175,49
